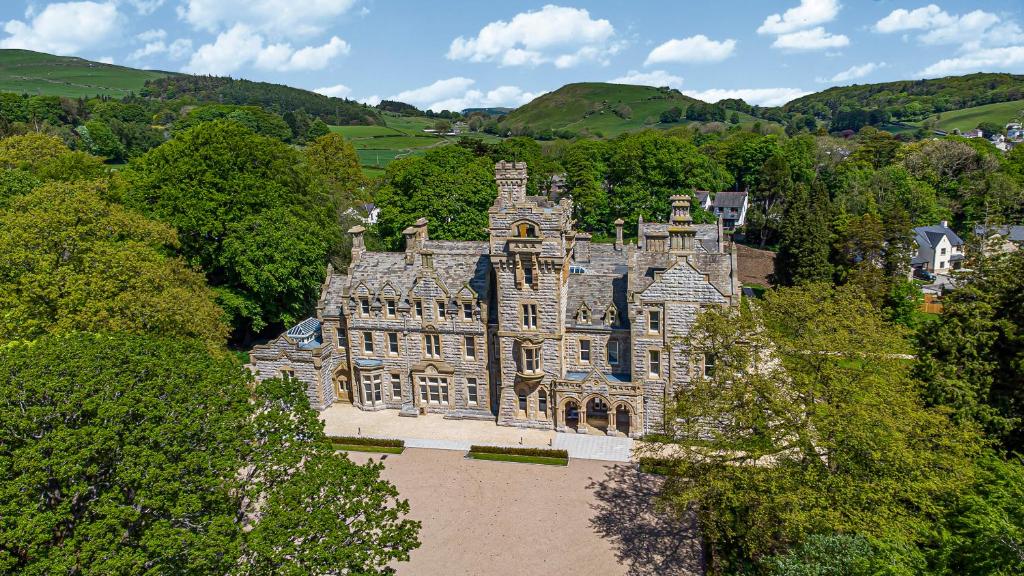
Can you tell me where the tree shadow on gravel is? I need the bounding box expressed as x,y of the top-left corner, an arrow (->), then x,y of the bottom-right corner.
588,464 -> 704,576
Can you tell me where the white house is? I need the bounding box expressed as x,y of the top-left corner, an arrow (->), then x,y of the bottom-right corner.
1007,123 -> 1024,141
711,191 -> 748,229
912,221 -> 964,274
693,190 -> 712,211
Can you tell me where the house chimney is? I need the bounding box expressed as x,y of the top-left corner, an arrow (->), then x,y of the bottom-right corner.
575,232 -> 592,262
614,218 -> 624,251
420,249 -> 434,269
941,220 -> 948,228
348,224 -> 366,262
637,215 -> 644,251
414,217 -> 429,242
403,226 -> 418,265
495,160 -> 528,204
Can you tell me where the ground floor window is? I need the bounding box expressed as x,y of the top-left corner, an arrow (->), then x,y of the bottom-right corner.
518,390 -> 528,413
361,373 -> 382,405
538,389 -> 548,417
417,375 -> 450,405
466,378 -> 479,405
391,372 -> 402,400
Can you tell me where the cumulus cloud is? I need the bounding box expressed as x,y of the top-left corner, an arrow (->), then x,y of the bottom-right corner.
874,4 -> 952,33
919,46 -> 1024,77
359,95 -> 381,106
387,77 -> 540,112
124,0 -> 165,15
644,35 -> 736,65
758,0 -> 840,35
874,5 -> 1013,47
772,27 -> 849,50
682,87 -> 810,107
183,24 -> 349,74
447,5 -> 620,68
177,0 -> 357,39
817,61 -> 885,83
1,1 -> 121,55
610,70 -> 684,89
136,28 -> 166,42
314,84 -> 352,98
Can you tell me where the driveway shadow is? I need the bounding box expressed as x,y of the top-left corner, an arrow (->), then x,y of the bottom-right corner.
588,465 -> 704,576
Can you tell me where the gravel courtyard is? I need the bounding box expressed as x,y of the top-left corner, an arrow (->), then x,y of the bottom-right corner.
347,448 -> 703,576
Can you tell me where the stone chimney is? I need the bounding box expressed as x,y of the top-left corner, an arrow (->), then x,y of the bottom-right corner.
420,249 -> 434,269
637,215 -> 645,251
668,195 -> 696,254
403,226 -> 418,266
348,224 -> 366,262
414,217 -> 429,242
614,218 -> 624,251
495,160 -> 528,205
575,232 -> 592,262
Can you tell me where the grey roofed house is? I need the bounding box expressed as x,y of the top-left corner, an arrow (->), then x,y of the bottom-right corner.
912,221 -> 965,272
711,190 -> 749,228
974,224 -> 1024,243
693,190 -> 712,210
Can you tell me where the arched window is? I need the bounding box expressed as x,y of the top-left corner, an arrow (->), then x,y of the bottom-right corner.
538,389 -> 548,417
514,222 -> 538,238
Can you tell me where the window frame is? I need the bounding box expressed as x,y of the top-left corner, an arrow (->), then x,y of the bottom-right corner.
362,331 -> 374,355
387,331 -> 399,356
423,333 -> 441,359
521,303 -> 538,330
361,372 -> 382,405
607,340 -> 619,366
385,298 -> 397,318
360,297 -> 371,316
436,300 -> 447,320
466,377 -> 479,405
579,338 -> 591,363
464,335 -> 476,360
417,375 -> 450,406
649,349 -> 662,378
390,372 -> 402,400
648,309 -> 662,334
462,301 -> 473,320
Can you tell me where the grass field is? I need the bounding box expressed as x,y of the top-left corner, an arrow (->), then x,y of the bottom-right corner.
915,99 -> 1024,133
0,49 -> 172,98
467,452 -> 569,466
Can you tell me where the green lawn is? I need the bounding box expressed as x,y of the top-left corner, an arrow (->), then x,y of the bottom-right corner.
333,443 -> 405,454
468,452 -> 569,466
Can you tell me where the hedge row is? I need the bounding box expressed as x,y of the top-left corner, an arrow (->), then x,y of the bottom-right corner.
468,445 -> 569,459
327,436 -> 405,448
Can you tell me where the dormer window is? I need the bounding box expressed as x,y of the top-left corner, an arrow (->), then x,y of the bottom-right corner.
360,297 -> 370,316
385,298 -> 397,318
515,222 -> 538,238
414,300 -> 423,319
436,301 -> 447,320
578,307 -> 590,324
606,307 -> 618,326
463,302 -> 473,320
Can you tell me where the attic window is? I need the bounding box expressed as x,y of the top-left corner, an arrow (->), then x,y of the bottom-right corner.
578,307 -> 590,324
569,265 -> 586,275
606,307 -> 618,326
515,222 -> 538,238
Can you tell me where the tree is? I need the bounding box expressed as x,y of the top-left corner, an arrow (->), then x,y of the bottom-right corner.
644,284 -> 980,573
81,119 -> 124,161
0,132 -> 105,182
0,333 -> 420,575
124,120 -> 341,338
374,146 -> 496,249
561,139 -> 611,235
304,132 -> 367,211
747,152 -> 793,247
660,107 -> 682,123
915,251 -> 1024,452
0,181 -> 228,346
772,181 -> 832,285
729,112 -> 740,125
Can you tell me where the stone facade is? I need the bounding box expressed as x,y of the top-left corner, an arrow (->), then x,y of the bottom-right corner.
250,161 -> 741,437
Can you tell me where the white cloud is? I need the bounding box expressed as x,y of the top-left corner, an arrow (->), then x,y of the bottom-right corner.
168,38 -> 192,60
178,0 -> 357,38
610,69 -> 683,90
124,0 -> 164,15
447,5 -> 619,68
359,95 -> 381,106
818,61 -> 885,83
644,35 -> 736,65
758,0 -> 841,35
682,87 -> 810,107
874,4 -> 952,33
386,77 -> 540,112
129,41 -> 167,61
136,28 -> 166,42
314,84 -> 352,98
183,25 -> 349,74
874,5 -> 1015,50
772,27 -> 849,50
1,1 -> 121,55
98,55 -> 114,64
919,46 -> 1024,77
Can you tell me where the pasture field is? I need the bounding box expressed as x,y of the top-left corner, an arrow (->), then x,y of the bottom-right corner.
916,99 -> 1024,133
0,49 -> 171,98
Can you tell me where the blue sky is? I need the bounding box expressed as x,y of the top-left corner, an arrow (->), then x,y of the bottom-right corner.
2,1 -> 1023,109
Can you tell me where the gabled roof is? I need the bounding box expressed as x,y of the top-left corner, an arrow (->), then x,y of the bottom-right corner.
287,317 -> 320,339
914,223 -> 963,248
712,191 -> 748,209
638,259 -> 728,304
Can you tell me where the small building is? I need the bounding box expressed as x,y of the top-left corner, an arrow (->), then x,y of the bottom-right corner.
711,190 -> 749,229
973,224 -> 1024,255
962,128 -> 984,139
1007,122 -> 1024,141
912,221 -> 964,274
693,190 -> 712,211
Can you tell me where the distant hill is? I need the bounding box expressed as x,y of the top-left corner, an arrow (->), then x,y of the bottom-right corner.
142,75 -> 383,126
780,73 -> 1024,131
463,107 -> 512,116
0,49 -> 174,98
912,99 -> 1024,133
501,82 -> 762,137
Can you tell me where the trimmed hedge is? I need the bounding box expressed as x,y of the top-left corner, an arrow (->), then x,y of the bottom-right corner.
469,445 -> 569,459
327,436 -> 404,448
638,457 -> 677,475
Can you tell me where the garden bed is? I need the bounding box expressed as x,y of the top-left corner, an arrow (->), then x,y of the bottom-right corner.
329,435 -> 405,454
467,445 -> 569,466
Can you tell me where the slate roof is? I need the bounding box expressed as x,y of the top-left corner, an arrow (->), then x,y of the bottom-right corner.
914,224 -> 964,248
286,317 -> 323,349
694,190 -> 710,205
566,273 -> 629,327
346,242 -> 492,302
712,191 -> 748,209
638,260 -> 728,304
974,224 -> 1024,242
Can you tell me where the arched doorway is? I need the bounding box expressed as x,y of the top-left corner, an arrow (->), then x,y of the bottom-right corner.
586,397 -> 609,432
615,404 -> 631,436
563,400 -> 580,431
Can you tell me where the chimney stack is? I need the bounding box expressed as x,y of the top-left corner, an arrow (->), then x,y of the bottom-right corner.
495,160 -> 528,205
348,224 -> 366,262
575,232 -> 592,262
403,226 -> 418,265
614,218 -> 624,251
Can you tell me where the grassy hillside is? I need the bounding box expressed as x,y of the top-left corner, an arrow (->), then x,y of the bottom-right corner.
502,82 -> 762,137
917,99 -> 1024,133
0,49 -> 173,98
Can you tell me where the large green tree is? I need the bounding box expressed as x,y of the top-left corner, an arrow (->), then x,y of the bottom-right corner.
0,181 -> 227,346
772,181 -> 832,286
374,145 -> 496,249
0,333 -> 420,575
645,284 -> 981,573
124,120 -> 341,337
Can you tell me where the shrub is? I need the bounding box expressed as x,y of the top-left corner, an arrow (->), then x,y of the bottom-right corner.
468,445 -> 568,459
327,436 -> 405,448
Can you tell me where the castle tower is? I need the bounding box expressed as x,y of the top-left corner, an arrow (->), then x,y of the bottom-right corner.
488,162 -> 574,429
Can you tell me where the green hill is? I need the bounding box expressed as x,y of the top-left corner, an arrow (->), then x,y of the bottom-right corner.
502,82 -> 763,137
0,49 -> 174,98
916,99 -> 1024,133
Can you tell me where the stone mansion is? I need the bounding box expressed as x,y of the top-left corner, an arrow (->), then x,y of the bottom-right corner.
250,162 -> 741,437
